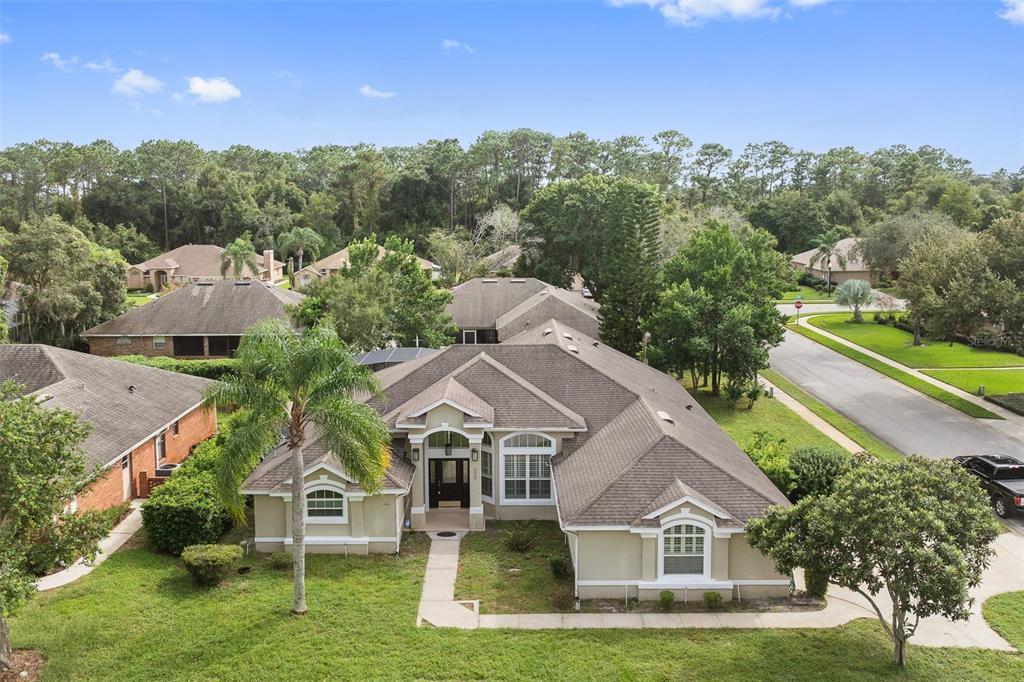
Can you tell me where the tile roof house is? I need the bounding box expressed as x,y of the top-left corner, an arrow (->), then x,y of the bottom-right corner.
295,244 -> 441,287
127,244 -> 286,292
448,277 -> 600,343
243,319 -> 790,601
790,237 -> 876,285
83,280 -> 304,359
0,344 -> 216,513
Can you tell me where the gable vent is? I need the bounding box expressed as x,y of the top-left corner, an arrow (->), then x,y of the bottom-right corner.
657,410 -> 674,424
567,344 -> 579,353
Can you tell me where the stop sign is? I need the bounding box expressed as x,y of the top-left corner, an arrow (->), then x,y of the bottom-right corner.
794,300 -> 803,310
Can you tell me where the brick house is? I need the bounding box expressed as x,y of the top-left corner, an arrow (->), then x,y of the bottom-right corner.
127,244 -> 286,293
0,344 -> 216,512
83,280 -> 304,359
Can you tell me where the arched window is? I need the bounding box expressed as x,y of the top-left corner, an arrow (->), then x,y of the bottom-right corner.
501,432 -> 555,502
306,489 -> 346,521
662,523 -> 707,575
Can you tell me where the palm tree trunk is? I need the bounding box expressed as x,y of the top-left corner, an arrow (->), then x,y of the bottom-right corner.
290,444 -> 308,615
297,250 -> 303,274
0,615 -> 11,671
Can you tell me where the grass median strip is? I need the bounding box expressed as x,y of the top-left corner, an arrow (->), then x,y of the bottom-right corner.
787,323 -> 1003,420
760,368 -> 904,461
920,368 -> 1024,397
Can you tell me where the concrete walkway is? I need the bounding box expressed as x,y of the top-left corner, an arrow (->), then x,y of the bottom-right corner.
417,531 -> 1022,650
758,376 -> 862,454
36,502 -> 143,591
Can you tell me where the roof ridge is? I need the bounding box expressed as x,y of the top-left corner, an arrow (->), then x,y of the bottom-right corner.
462,352 -> 586,427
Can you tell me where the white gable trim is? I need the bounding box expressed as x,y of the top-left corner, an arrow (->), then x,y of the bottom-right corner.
404,398 -> 487,420
642,496 -> 732,521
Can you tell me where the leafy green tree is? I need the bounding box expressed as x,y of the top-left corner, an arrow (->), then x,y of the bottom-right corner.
219,232 -> 260,279
747,190 -> 828,253
133,139 -> 204,249
277,225 -> 324,274
3,216 -> 127,346
834,279 -> 876,323
689,143 -> 732,205
598,190 -> 662,355
203,320 -> 391,615
644,221 -> 786,395
856,211 -> 961,278
747,456 -> 999,667
0,381 -> 109,670
936,180 -> 981,229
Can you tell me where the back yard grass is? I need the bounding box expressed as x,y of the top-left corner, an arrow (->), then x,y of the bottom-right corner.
10,537 -> 1024,681
806,313 -> 1024,369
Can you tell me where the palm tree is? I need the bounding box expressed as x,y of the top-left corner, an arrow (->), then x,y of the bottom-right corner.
834,278 -> 877,323
220,233 -> 261,280
277,226 -> 324,274
203,319 -> 391,614
808,228 -> 847,296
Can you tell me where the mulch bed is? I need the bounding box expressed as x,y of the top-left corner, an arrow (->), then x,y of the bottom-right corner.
1,650 -> 45,682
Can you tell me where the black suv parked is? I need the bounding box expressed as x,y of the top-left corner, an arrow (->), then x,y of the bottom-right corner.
954,455 -> 1024,518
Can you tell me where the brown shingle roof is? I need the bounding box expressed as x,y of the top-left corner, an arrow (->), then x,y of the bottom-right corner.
311,245 -> 438,274
133,244 -> 283,279
449,277 -> 599,339
0,344 -> 212,468
790,237 -> 868,273
83,281 -> 304,337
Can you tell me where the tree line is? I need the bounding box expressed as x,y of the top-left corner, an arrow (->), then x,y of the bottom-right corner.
2,133 -> 1021,261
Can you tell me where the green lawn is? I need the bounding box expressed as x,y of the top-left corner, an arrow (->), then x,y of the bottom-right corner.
806,314 -> 1024,369
127,293 -> 153,307
921,368 -> 1024,397
759,369 -> 903,460
455,521 -> 573,613
10,541 -> 1024,680
787,323 -> 1002,420
777,286 -> 833,303
687,379 -> 844,456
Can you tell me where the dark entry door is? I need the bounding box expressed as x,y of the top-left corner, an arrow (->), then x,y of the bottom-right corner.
429,459 -> 470,508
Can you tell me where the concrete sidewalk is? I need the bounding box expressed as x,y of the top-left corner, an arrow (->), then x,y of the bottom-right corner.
36,502 -> 143,591
758,376 -> 862,454
417,531 -> 1022,651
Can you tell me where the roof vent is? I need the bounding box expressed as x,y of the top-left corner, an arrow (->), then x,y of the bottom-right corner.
482,278 -> 498,283
510,278 -> 525,283
196,281 -> 213,287
567,344 -> 579,354
686,404 -> 693,411
562,332 -> 573,340
657,410 -> 674,424
234,281 -> 252,286
543,328 -> 553,336
128,385 -> 136,394
592,341 -> 599,347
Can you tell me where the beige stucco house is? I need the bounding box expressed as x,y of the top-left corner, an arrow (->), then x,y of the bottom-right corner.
242,319 -> 790,602
295,244 -> 441,288
127,244 -> 286,292
790,237 -> 876,286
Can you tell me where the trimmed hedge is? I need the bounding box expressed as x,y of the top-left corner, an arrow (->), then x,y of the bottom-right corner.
115,355 -> 238,380
790,446 -> 851,499
181,544 -> 242,586
141,471 -> 232,555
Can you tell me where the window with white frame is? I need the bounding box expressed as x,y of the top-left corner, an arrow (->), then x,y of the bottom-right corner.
502,433 -> 554,501
306,489 -> 346,520
152,335 -> 166,350
663,523 -> 706,575
481,449 -> 493,498
427,431 -> 469,449
155,432 -> 166,465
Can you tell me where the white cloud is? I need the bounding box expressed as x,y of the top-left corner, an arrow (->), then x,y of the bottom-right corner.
113,69 -> 163,96
0,33 -> 10,44
441,38 -> 475,53
1000,0 -> 1024,24
41,52 -> 78,69
186,76 -> 241,103
612,0 -> 832,26
359,84 -> 395,99
84,58 -> 120,73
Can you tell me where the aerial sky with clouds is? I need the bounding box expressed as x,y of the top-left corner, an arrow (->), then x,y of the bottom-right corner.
0,1 -> 1021,171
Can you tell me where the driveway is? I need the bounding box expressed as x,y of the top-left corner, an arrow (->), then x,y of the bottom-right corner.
769,331 -> 1024,459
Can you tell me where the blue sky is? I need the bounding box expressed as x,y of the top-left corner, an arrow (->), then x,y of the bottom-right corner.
1,1 -> 1022,171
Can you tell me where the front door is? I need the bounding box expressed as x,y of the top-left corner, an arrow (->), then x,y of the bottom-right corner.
429,458 -> 470,508
121,456 -> 132,500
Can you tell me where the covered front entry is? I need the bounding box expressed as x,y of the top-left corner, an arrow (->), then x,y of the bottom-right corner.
429,458 -> 470,508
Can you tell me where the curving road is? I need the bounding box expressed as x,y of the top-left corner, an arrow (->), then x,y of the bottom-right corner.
768,330 -> 1024,459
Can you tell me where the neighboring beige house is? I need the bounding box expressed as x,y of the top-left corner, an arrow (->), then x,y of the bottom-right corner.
243,319 -> 790,602
448,277 -> 600,343
480,244 -> 522,276
127,244 -> 286,292
790,237 -> 876,286
83,280 -> 304,358
295,244 -> 441,287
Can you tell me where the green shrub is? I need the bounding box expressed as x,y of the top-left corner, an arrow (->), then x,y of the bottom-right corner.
24,505 -> 121,576
180,544 -> 242,586
549,555 -> 572,580
269,551 -> 292,570
142,471 -> 232,555
790,445 -> 851,499
744,381 -> 762,409
115,355 -> 238,380
502,522 -> 536,553
804,566 -> 829,598
723,380 -> 746,408
703,591 -> 722,610
744,432 -> 795,497
659,590 -> 675,611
